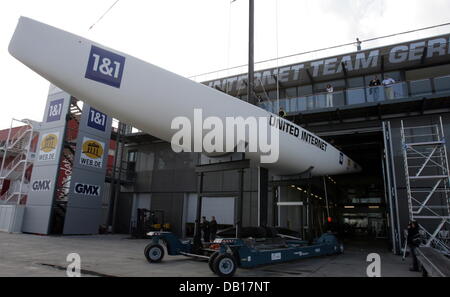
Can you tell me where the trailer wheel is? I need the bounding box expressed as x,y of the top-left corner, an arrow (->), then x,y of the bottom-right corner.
208,252 -> 220,273
213,254 -> 237,277
144,244 -> 165,263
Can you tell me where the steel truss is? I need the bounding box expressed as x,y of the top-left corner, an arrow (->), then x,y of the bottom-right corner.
401,117 -> 450,255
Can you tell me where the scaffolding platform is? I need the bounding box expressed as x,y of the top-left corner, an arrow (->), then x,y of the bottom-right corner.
401,117 -> 450,256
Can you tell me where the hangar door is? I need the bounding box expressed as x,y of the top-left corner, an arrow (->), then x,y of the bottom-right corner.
185,194 -> 235,224
184,194 -> 235,237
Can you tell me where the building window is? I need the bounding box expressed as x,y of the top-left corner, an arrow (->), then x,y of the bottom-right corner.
347,76 -> 364,88
285,87 -> 297,99
298,85 -> 313,96
128,150 -> 137,163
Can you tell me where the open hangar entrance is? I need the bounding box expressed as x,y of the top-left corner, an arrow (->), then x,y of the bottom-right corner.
273,126 -> 396,250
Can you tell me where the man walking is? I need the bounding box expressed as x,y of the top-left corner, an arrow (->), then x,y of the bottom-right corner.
407,221 -> 421,272
201,216 -> 210,243
210,216 -> 218,242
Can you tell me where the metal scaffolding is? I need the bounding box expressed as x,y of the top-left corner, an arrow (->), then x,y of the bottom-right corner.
0,119 -> 39,205
401,117 -> 450,255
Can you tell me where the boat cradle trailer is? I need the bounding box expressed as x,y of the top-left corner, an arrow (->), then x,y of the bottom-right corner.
143,158 -> 344,277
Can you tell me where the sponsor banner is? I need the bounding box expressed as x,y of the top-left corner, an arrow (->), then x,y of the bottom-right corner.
42,91 -> 70,126
80,137 -> 105,169
204,33 -> 450,92
63,102 -> 112,234
74,183 -> 101,197
31,180 -> 51,191
87,107 -> 108,132
23,94 -> 70,235
85,45 -> 126,88
38,132 -> 59,162
46,98 -> 65,123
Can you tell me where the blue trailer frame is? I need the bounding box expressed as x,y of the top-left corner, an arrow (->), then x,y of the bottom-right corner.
144,231 -> 343,277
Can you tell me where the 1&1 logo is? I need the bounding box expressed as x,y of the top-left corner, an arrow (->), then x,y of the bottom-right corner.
87,107 -> 107,132
80,137 -> 105,169
85,45 -> 126,88
47,98 -> 64,123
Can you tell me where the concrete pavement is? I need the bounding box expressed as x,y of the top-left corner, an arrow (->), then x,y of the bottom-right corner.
0,232 -> 420,277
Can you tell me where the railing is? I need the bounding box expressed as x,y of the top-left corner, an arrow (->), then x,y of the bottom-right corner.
1,153 -> 27,179
258,75 -> 450,114
420,227 -> 450,256
106,160 -> 137,183
0,180 -> 29,204
0,191 -> 8,204
5,125 -> 32,150
0,119 -> 38,205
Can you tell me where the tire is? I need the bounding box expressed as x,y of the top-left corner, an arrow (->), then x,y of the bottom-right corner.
208,252 -> 220,273
144,244 -> 165,263
339,242 -> 344,254
213,254 -> 237,277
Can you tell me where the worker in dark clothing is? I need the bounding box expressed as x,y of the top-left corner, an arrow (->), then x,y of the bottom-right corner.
278,108 -> 286,118
407,221 -> 421,272
210,216 -> 218,242
369,76 -> 381,87
201,216 -> 210,243
369,75 -> 382,101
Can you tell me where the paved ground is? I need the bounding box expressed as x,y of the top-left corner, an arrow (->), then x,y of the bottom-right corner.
0,232 -> 421,277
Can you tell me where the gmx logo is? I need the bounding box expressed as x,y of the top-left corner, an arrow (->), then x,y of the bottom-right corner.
32,180 -> 51,191
74,183 -> 100,197
85,45 -> 125,88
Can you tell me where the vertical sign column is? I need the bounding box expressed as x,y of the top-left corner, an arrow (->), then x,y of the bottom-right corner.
22,86 -> 70,234
63,104 -> 112,234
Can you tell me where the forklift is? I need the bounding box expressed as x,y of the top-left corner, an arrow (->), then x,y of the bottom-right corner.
132,209 -> 171,239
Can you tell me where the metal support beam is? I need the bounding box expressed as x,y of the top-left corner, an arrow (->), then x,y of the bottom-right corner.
258,167 -> 269,227
111,122 -> 126,233
107,122 -> 121,228
272,186 -> 279,227
195,159 -> 250,174
193,172 -> 204,250
306,69 -> 314,85
236,169 -> 245,238
247,0 -> 255,105
421,47 -> 428,65
306,182 -> 312,242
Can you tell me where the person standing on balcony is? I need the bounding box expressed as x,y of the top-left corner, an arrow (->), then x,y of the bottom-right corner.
369,76 -> 381,101
326,84 -> 334,107
356,38 -> 362,51
382,76 -> 396,100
